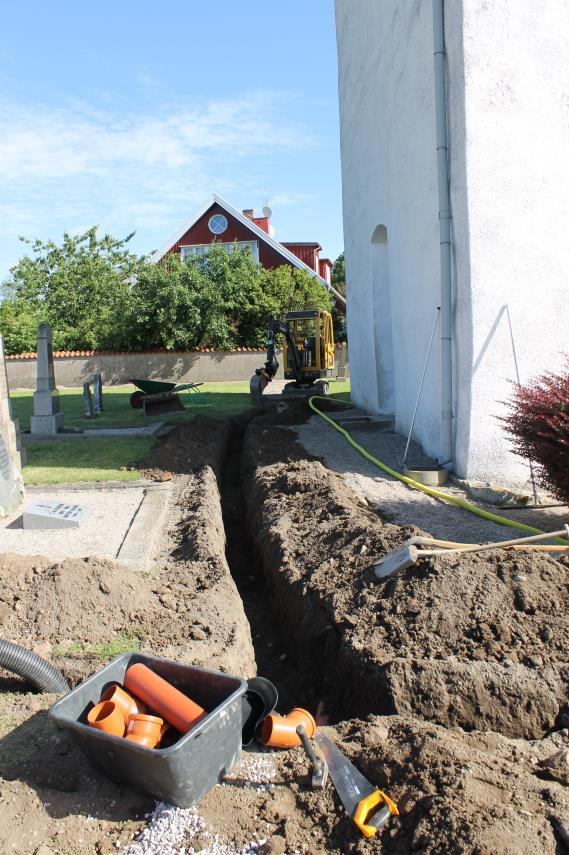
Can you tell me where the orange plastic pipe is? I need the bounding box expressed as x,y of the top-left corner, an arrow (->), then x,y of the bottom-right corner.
124,663 -> 207,735
87,700 -> 126,737
125,714 -> 166,748
100,683 -> 146,719
260,708 -> 316,749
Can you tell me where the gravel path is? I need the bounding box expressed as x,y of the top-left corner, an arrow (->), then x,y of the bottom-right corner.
294,415 -> 568,544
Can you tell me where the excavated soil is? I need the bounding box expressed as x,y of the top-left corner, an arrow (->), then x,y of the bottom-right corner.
0,417 -> 255,853
243,417 -> 569,741
0,418 -> 254,686
1,409 -> 569,854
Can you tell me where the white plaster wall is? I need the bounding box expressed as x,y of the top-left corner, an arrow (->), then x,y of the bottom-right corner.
455,0 -> 569,486
335,0 -> 446,461
336,0 -> 568,487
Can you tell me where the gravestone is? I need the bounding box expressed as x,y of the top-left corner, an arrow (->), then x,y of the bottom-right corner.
93,373 -> 103,414
23,499 -> 90,530
83,382 -> 95,418
30,322 -> 65,435
0,336 -> 25,516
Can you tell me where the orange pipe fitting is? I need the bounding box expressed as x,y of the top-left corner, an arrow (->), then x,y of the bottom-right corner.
124,663 -> 207,734
100,683 -> 146,719
87,700 -> 126,738
260,707 -> 316,749
125,714 -> 165,749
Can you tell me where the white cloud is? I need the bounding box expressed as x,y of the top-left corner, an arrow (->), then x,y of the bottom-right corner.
0,92 -> 315,181
0,90 -> 320,273
268,191 -> 316,208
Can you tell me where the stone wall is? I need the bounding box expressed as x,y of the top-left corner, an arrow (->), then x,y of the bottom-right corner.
6,346 -> 349,390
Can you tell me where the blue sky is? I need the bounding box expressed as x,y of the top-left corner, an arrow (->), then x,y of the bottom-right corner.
0,0 -> 343,280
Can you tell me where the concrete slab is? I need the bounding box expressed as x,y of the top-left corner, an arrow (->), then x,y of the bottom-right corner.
21,423 -> 163,444
116,483 -> 172,570
0,481 -> 172,565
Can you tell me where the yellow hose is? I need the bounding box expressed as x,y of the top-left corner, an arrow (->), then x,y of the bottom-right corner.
308,396 -> 569,546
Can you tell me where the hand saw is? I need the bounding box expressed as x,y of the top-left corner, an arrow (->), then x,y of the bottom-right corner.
314,733 -> 398,838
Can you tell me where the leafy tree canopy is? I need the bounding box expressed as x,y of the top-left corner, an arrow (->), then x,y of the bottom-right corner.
1,228 -> 148,351
0,229 -> 334,354
331,251 -> 346,296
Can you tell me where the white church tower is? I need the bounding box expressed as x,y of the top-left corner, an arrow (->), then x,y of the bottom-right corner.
334,0 -> 568,487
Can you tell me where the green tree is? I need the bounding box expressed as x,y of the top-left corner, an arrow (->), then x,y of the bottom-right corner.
330,251 -> 347,341
331,251 -> 346,296
236,265 -> 333,347
131,244 -> 265,351
131,245 -> 332,351
0,299 -> 42,354
1,227 -> 147,353
1,229 -> 336,354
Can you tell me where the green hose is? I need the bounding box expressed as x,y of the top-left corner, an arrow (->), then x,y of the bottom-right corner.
308,396 -> 569,545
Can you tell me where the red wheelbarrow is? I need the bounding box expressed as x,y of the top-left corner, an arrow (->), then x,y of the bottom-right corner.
129,379 -> 204,418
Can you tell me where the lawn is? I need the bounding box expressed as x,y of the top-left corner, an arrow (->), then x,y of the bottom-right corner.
15,380 -> 350,485
23,437 -> 156,485
11,379 -> 351,431
11,382 -> 254,431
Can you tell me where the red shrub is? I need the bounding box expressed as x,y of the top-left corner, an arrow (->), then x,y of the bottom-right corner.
501,363 -> 569,502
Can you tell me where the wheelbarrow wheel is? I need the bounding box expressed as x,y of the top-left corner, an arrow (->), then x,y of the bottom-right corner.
130,391 -> 146,409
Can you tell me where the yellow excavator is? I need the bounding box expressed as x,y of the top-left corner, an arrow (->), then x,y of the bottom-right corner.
250,309 -> 335,406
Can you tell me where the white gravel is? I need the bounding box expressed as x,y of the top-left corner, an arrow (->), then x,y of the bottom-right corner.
121,801 -> 268,855
1,487 -> 144,560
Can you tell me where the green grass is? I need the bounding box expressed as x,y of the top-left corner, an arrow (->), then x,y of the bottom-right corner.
54,632 -> 143,661
11,382 -> 254,430
89,632 -> 143,661
16,380 -> 350,485
23,436 -> 156,485
12,379 -> 351,431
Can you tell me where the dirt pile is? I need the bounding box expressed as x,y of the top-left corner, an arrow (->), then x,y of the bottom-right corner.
0,691 -> 153,855
0,417 -> 255,686
138,416 -> 231,480
274,716 -> 569,854
243,419 -> 569,738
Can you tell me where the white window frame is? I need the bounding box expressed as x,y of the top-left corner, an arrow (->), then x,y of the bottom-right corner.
208,214 -> 228,235
180,241 -> 259,262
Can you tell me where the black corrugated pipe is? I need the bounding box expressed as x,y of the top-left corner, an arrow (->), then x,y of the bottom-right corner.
0,639 -> 69,693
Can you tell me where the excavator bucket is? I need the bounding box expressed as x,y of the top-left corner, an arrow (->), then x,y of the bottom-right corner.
250,373 -> 269,407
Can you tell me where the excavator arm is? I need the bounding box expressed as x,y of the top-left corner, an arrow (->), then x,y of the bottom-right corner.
249,310 -> 334,406
250,317 -> 302,405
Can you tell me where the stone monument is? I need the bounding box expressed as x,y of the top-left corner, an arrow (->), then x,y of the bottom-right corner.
93,372 -> 103,414
30,322 -> 65,435
0,335 -> 25,516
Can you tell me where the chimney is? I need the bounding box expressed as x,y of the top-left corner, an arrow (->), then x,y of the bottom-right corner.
242,209 -> 254,220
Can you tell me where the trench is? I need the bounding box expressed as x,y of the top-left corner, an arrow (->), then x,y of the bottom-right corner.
220,425 -> 334,716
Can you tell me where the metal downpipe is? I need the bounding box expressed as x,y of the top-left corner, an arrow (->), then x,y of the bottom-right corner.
433,0 -> 453,466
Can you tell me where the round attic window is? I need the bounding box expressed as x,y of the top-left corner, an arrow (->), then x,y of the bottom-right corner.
208,214 -> 228,235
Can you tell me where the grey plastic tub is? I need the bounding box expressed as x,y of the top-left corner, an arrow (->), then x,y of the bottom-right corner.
49,652 -> 246,807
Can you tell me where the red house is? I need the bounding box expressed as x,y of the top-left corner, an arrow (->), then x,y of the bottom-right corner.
151,194 -> 344,305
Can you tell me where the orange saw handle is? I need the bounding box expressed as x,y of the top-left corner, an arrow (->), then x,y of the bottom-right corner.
353,789 -> 399,838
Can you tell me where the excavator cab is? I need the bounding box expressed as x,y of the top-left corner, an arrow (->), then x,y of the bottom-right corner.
250,309 -> 335,405
282,311 -> 335,383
